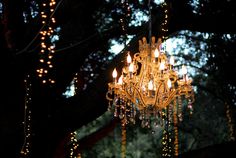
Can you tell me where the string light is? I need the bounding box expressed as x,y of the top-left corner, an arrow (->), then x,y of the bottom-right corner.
121,120 -> 126,158
226,103 -> 235,141
119,0 -> 131,44
161,2 -> 169,41
69,131 -> 81,158
73,73 -> 79,95
119,1 -> 130,158
161,108 -> 173,157
20,74 -> 32,157
173,99 -> 179,157
37,0 -> 57,84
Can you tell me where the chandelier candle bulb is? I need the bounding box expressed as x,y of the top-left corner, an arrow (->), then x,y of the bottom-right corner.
127,53 -> 132,64
169,56 -> 174,70
129,62 -> 134,78
167,79 -> 172,90
148,80 -> 154,97
154,48 -> 160,62
160,61 -> 165,74
154,48 -> 160,58
129,63 -> 134,72
185,75 -> 189,82
112,68 -> 118,84
181,65 -> 187,82
118,76 -> 123,85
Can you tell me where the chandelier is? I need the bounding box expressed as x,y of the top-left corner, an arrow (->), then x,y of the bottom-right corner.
106,0 -> 194,129
106,36 -> 194,126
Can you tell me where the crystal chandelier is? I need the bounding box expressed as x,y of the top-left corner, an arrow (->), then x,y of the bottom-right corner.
106,1 -> 194,126
106,36 -> 194,125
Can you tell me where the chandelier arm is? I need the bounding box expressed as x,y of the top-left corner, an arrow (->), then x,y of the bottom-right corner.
153,81 -> 164,108
106,90 -> 114,101
122,87 -> 145,110
186,90 -> 195,103
163,90 -> 178,108
106,83 -> 116,101
153,80 -> 175,109
176,85 -> 195,103
133,53 -> 141,62
190,91 -> 195,103
131,83 -> 152,110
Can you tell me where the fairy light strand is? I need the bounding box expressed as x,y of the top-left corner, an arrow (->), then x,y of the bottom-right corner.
69,131 -> 81,158
173,98 -> 179,157
121,120 -> 126,158
160,1 -> 173,157
120,0 -> 131,46
73,73 -> 79,95
37,0 -> 57,84
161,108 -> 173,157
119,1 -> 129,158
20,74 -> 32,157
226,103 -> 235,141
161,1 -> 168,41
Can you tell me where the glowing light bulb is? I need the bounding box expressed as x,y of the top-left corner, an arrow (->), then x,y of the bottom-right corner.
148,80 -> 154,90
167,79 -> 171,89
129,63 -> 134,72
154,48 -> 159,58
182,65 -> 187,75
169,56 -> 174,65
160,61 -> 165,71
112,68 -> 117,78
118,76 -> 123,85
127,53 -> 132,64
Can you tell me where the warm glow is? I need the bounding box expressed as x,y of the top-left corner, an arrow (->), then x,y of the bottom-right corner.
112,68 -> 118,78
